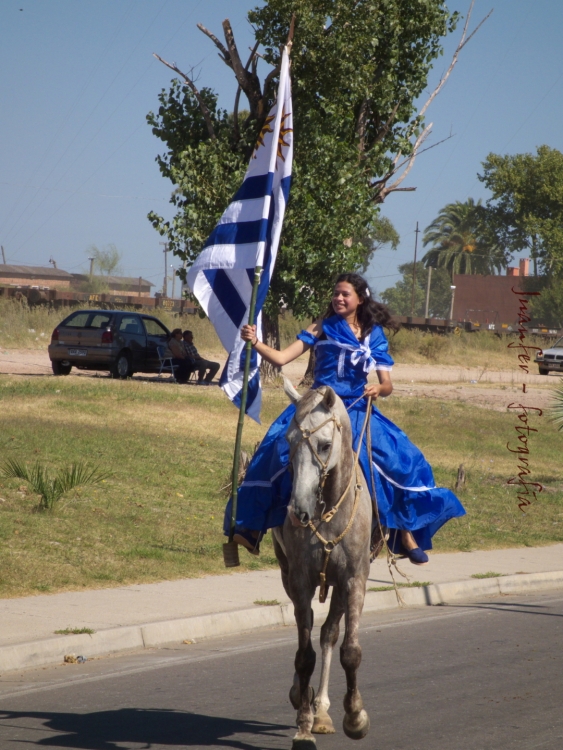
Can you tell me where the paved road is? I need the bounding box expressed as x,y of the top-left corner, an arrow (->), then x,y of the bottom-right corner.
0,591 -> 562,750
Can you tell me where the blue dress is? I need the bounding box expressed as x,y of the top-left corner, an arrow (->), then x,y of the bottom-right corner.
224,315 -> 465,551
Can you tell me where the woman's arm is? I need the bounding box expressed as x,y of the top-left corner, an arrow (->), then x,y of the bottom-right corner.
364,369 -> 393,400
241,319 -> 322,367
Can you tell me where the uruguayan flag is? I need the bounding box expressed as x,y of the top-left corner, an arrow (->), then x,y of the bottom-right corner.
187,47 -> 293,423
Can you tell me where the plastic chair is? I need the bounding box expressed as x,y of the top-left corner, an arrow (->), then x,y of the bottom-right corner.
157,345 -> 178,381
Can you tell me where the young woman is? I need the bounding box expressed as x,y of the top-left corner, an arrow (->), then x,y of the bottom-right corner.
224,272 -> 465,565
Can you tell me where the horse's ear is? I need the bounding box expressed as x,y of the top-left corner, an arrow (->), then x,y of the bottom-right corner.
322,387 -> 336,410
283,375 -> 301,404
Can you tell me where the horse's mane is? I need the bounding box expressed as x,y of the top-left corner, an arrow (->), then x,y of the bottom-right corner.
294,388 -> 327,422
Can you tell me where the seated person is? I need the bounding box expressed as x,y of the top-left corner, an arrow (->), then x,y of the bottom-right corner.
183,330 -> 220,385
166,328 -> 193,384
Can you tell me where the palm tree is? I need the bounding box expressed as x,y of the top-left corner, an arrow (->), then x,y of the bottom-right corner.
422,198 -> 507,279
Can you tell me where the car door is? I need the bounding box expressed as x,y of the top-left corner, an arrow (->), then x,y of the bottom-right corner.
141,316 -> 170,371
116,314 -> 147,371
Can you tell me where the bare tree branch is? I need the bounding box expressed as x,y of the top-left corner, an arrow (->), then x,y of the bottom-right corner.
374,123 -> 432,202
196,23 -> 231,67
372,1 -> 492,203
153,53 -> 216,141
390,130 -> 456,176
222,19 -> 264,120
418,1 -> 493,122
233,41 -> 260,143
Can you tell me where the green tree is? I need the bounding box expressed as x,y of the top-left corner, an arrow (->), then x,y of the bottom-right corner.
147,0 -> 462,337
526,275 -> 563,329
478,145 -> 563,276
87,244 -> 122,277
380,261 -> 452,318
422,198 -> 507,280
356,216 -> 400,275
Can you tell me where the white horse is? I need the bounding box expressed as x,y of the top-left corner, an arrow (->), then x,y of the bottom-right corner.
272,380 -> 374,748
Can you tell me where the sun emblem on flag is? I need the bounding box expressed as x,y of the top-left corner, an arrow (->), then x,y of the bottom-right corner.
276,109 -> 292,163
252,109 -> 293,161
252,115 -> 275,158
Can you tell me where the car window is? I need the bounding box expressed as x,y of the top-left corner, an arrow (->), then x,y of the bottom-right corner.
62,312 -> 90,328
119,316 -> 143,335
142,317 -> 169,337
553,336 -> 563,349
88,313 -> 113,329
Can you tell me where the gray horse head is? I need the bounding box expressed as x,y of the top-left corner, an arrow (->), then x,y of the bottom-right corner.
284,378 -> 353,527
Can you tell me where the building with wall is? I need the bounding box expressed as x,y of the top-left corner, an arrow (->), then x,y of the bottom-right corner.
70,274 -> 153,298
452,258 -> 546,331
0,264 -> 74,288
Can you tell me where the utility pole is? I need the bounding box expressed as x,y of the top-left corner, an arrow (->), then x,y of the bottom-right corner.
160,242 -> 169,296
49,256 -> 57,269
88,256 -> 95,279
170,264 -> 176,299
449,285 -> 456,321
1,245 -> 6,264
424,266 -> 432,318
410,222 -> 420,316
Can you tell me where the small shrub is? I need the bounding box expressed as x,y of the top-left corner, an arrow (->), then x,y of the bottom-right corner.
0,459 -> 111,511
418,334 -> 449,360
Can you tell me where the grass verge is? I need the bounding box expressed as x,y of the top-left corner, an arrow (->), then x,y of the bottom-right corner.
54,627 -> 95,635
0,375 -> 561,598
368,581 -> 431,592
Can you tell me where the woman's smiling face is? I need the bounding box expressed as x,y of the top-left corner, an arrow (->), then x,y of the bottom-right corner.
331,281 -> 362,317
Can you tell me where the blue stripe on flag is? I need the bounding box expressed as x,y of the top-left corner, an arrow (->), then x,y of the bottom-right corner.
233,173 -> 274,202
280,175 -> 291,204
203,269 -> 247,328
232,368 -> 260,411
238,337 -> 258,371
255,191 -> 277,314
203,219 -> 269,249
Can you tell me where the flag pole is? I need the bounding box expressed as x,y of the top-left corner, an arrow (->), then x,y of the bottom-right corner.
223,265 -> 263,567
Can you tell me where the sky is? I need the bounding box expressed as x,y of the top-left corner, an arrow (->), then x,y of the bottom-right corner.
1,0 -> 562,298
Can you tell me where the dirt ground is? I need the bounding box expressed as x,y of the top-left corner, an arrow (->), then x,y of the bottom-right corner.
0,347 -> 559,412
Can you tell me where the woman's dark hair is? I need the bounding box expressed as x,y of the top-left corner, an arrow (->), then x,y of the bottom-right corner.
323,272 -> 398,335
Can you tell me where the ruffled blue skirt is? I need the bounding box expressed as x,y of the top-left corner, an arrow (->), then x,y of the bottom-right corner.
224,397 -> 465,551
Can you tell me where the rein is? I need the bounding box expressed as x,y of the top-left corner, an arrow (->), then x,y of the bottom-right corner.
291,396 -> 372,603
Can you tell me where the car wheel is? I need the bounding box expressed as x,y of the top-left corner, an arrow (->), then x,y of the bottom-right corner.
111,351 -> 132,379
52,360 -> 72,376
538,367 -> 549,375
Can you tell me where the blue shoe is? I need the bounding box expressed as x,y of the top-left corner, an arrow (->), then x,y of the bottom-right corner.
233,528 -> 261,556
406,547 -> 429,566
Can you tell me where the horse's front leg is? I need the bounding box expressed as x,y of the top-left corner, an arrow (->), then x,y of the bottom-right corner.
289,588 -> 317,748
341,577 -> 370,740
312,588 -> 344,734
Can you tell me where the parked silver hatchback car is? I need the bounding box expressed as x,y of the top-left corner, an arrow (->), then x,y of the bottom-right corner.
535,336 -> 563,375
48,309 -> 171,378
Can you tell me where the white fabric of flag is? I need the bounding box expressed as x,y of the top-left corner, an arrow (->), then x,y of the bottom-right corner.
187,47 -> 293,423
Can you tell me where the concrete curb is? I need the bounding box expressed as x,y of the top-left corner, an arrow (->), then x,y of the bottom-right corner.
1,570 -> 562,675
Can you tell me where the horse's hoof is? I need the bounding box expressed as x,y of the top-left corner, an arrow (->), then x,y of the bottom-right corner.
289,685 -> 315,710
312,713 -> 336,734
343,709 -> 370,740
292,737 -> 317,749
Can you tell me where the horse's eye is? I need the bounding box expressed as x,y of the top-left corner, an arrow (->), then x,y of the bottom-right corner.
318,442 -> 331,453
